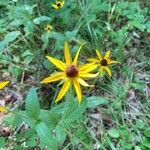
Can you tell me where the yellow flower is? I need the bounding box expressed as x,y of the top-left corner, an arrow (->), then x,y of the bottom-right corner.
0,106 -> 7,113
88,49 -> 120,77
41,42 -> 98,104
0,81 -> 10,90
45,24 -> 53,33
0,81 -> 9,113
51,1 -> 65,9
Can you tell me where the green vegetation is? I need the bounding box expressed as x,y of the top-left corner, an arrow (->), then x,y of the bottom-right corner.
0,0 -> 149,149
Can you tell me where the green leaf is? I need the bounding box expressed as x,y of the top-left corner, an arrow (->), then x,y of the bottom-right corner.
142,138 -> 150,148
144,128 -> 150,138
33,16 -> 51,24
136,120 -> 145,129
21,111 -> 36,128
13,144 -> 23,150
40,109 -> 61,128
108,128 -> 120,138
135,146 -> 142,150
26,135 -> 37,147
87,96 -> 108,108
64,97 -> 87,123
50,32 -> 65,50
120,139 -> 132,149
65,30 -> 78,40
35,122 -> 57,149
25,87 -> 40,119
4,31 -> 20,43
0,137 -> 5,148
55,126 -> 66,146
0,41 -> 5,53
24,21 -> 34,33
9,65 -> 23,80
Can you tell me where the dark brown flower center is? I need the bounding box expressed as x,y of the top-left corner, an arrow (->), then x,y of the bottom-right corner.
57,2 -> 61,7
47,27 -> 51,31
100,59 -> 108,66
66,65 -> 78,78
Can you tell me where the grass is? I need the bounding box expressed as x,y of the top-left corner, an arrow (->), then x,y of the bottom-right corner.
0,0 -> 150,149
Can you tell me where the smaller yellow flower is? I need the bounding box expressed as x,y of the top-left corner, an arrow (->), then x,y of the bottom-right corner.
51,1 -> 65,9
88,49 -> 120,77
45,24 -> 53,33
0,81 -> 10,90
0,106 -> 7,113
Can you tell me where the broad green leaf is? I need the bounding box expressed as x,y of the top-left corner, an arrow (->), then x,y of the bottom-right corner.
64,97 -> 87,123
26,135 -> 37,147
24,21 -> 34,33
25,87 -> 40,119
9,65 -> 23,80
35,122 -> 57,149
0,137 -> 5,148
108,128 -> 119,138
144,128 -> 150,138
55,126 -> 66,146
65,30 -> 78,40
33,16 -> 51,24
145,21 -> 150,32
135,146 -> 142,150
0,41 -> 5,53
39,109 -> 61,128
142,138 -> 150,148
87,96 -> 108,108
21,111 -> 36,128
50,32 -> 65,50
136,120 -> 145,129
4,31 -> 20,43
13,144 -> 23,150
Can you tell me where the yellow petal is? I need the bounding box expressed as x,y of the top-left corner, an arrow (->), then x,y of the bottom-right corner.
41,72 -> 65,84
0,106 -> 7,113
51,4 -> 59,9
61,1 -> 65,7
96,49 -> 102,61
64,42 -> 72,65
79,63 -> 98,73
104,66 -> 112,77
73,79 -> 82,104
46,56 -> 66,71
0,81 -> 10,90
77,78 -> 93,87
87,58 -> 100,63
104,50 -> 111,59
78,72 -> 99,78
46,25 -> 52,30
108,60 -> 120,65
73,43 -> 85,65
55,79 -> 71,102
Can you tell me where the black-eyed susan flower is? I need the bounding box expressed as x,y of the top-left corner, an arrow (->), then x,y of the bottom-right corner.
51,1 -> 65,9
88,49 -> 120,77
0,81 -> 10,90
0,106 -> 7,113
41,42 -> 98,104
0,81 -> 9,113
45,24 -> 53,33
